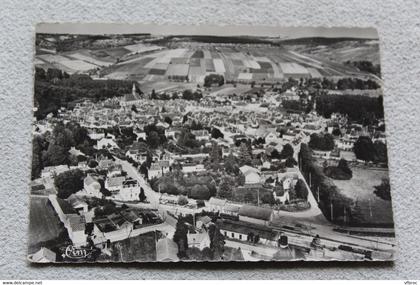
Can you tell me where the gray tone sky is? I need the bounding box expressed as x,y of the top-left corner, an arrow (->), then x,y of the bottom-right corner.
36,23 -> 378,39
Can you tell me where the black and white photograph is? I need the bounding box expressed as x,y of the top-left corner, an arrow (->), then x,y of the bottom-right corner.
28,23 -> 395,263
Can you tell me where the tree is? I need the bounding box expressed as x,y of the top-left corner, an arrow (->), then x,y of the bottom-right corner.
238,142 -> 252,166
131,105 -> 138,113
338,159 -> 352,176
31,135 -> 44,179
308,133 -> 335,151
178,195 -> 188,205
209,143 -> 222,164
54,169 -> 84,199
139,187 -> 147,202
164,116 -> 172,126
374,178 -> 391,201
218,177 -> 233,199
204,74 -> 224,87
294,179 -> 309,200
151,89 -> 157,99
211,127 -> 224,139
208,223 -> 225,260
46,144 -> 68,166
285,157 -> 297,167
354,136 -> 375,162
146,131 -> 161,149
280,143 -> 294,159
190,184 -> 210,200
88,159 -> 98,168
173,217 -> 189,258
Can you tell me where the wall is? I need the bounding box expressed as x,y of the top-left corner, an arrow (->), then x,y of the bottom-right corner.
1,0 -> 420,279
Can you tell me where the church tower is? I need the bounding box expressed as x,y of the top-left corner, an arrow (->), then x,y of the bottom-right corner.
132,83 -> 136,96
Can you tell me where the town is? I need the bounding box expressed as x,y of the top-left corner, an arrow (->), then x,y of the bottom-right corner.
28,33 -> 395,263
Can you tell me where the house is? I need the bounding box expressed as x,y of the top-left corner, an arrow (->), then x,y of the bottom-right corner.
97,157 -> 113,169
196,216 -> 212,229
217,219 -> 278,245
165,127 -> 182,139
181,163 -> 205,174
105,176 -> 126,193
106,177 -> 140,201
188,230 -> 211,250
97,136 -> 119,150
134,128 -> 147,141
265,132 -> 279,145
107,164 -> 123,177
238,205 -> 274,226
67,194 -> 88,214
28,247 -> 56,263
223,204 -> 241,216
41,165 -> 69,179
148,160 -> 171,179
239,165 -> 261,184
83,175 -> 102,198
156,237 -> 179,262
208,197 -> 227,212
191,129 -> 210,141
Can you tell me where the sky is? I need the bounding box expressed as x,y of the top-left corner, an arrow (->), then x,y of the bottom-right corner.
36,23 -> 378,39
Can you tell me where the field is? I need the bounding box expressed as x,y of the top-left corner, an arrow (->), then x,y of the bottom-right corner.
332,167 -> 394,225
110,231 -> 157,262
286,40 -> 381,65
28,197 -> 64,254
35,37 -> 379,89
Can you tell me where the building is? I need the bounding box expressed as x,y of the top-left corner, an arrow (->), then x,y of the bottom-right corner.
187,230 -> 211,250
239,165 -> 261,184
48,195 -> 87,247
120,84 -> 142,107
217,219 -> 278,244
238,205 -> 274,226
148,160 -> 170,179
96,136 -> 119,150
83,175 -> 102,198
207,197 -> 227,212
106,176 -> 141,201
28,247 -> 56,263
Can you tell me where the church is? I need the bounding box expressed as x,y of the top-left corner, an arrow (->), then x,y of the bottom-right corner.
120,83 -> 143,107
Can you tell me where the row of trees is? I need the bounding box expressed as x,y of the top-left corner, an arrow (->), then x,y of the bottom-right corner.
316,94 -> 384,123
34,67 -> 136,119
354,136 -> 388,164
32,122 -> 94,179
308,133 -> 335,151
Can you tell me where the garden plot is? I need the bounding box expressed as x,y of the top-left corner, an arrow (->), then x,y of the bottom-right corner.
124,43 -> 163,53
59,59 -> 98,72
332,167 -> 394,225
37,54 -> 71,63
213,58 -> 226,73
68,52 -> 113,67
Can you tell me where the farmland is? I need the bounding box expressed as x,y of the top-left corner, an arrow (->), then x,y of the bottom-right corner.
332,167 -> 394,226
28,196 -> 64,254
35,35 -> 380,92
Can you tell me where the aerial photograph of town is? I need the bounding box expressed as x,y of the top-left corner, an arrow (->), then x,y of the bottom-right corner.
28,25 -> 395,263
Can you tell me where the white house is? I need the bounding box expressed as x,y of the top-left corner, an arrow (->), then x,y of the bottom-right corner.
96,136 -> 119,150
239,165 -> 261,184
105,176 -> 140,201
28,247 -> 56,263
83,175 -> 102,198
187,230 -> 211,250
148,161 -> 170,179
191,130 -> 210,141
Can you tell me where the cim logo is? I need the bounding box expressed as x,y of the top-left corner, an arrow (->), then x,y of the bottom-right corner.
63,245 -> 93,259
